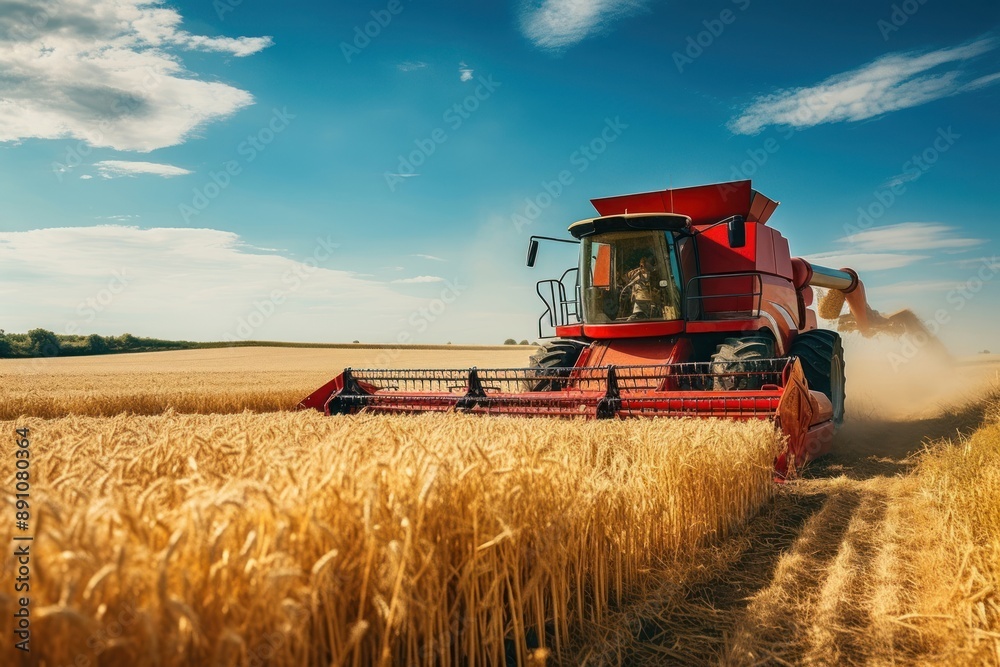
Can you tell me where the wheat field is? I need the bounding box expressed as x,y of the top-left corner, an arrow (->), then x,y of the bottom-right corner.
3,346 -> 999,666
0,411 -> 780,666
0,347 -> 534,419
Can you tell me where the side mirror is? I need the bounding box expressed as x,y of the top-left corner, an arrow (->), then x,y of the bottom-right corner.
526,239 -> 539,267
727,217 -> 747,249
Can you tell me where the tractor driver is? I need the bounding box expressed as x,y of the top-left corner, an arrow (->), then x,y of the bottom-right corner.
624,253 -> 659,320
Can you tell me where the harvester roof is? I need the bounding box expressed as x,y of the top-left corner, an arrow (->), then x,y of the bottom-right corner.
567,212 -> 691,239
590,180 -> 780,226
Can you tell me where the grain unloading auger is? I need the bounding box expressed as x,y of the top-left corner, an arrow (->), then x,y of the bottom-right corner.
301,181 -> 914,478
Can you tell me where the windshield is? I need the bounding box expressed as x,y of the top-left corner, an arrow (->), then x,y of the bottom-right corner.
580,231 -> 683,324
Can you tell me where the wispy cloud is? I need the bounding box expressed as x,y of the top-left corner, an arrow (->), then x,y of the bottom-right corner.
459,62 -> 474,82
801,251 -> 929,272
882,170 -> 922,190
867,280 -> 959,297
0,0 -> 272,152
804,222 -> 983,272
951,256 -> 999,271
392,276 -> 446,284
411,254 -> 446,262
847,222 -> 982,252
398,61 -> 428,72
729,37 -> 1000,135
519,0 -> 651,51
95,161 -> 192,179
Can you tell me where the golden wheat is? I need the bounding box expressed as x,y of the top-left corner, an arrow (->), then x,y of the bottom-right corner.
0,347 -> 534,419
0,412 -> 781,666
900,393 -> 1000,665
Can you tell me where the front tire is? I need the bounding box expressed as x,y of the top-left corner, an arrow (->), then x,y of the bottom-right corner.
710,336 -> 775,390
789,329 -> 846,425
526,340 -> 587,391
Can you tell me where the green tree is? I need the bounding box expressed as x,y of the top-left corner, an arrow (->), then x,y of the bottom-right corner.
0,330 -> 10,358
504,338 -> 517,345
113,333 -> 139,351
87,334 -> 110,354
519,339 -> 529,345
27,328 -> 61,357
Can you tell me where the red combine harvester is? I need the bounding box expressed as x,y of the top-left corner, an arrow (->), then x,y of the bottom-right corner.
301,180 -> 897,478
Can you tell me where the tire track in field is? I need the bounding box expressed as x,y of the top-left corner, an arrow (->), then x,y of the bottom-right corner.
599,400 -> 989,667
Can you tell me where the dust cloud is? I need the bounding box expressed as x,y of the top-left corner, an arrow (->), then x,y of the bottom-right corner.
840,332 -> 997,421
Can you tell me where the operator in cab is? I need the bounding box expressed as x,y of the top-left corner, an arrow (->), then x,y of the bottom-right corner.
624,252 -> 660,321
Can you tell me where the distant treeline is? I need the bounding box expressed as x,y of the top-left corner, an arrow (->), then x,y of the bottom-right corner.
0,329 -> 202,359
0,329 -> 536,359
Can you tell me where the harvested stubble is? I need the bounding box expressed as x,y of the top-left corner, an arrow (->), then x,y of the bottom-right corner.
0,411 -> 781,666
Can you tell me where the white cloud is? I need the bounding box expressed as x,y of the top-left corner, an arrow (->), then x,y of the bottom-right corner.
95,160 -> 192,178
459,62 -> 474,82
846,222 -> 982,252
882,170 -> 921,190
804,223 -> 983,273
867,280 -> 958,297
729,37 -> 999,134
0,0 -> 272,152
392,276 -> 446,284
411,254 -> 446,262
801,251 -> 928,272
0,226 -> 424,342
79,174 -> 93,180
951,256 -> 999,271
398,61 -> 427,72
519,0 -> 650,51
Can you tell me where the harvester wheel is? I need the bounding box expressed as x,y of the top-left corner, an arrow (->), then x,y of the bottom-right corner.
710,336 -> 775,390
789,329 -> 846,425
526,340 -> 588,391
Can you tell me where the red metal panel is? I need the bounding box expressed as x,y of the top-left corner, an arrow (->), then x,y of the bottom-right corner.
695,220 -> 757,274
584,337 -> 682,367
581,320 -> 684,339
554,324 -> 584,338
685,319 -> 763,334
748,190 -> 780,225
591,181 -> 755,225
755,226 -> 778,276
772,232 -> 793,279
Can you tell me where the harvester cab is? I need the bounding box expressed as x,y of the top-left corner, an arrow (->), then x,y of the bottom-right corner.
300,180 -> 915,479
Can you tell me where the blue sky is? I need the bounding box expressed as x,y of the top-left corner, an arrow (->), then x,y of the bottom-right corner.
1,0 -> 998,352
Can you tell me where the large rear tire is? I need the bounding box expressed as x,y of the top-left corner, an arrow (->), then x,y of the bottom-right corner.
527,340 -> 587,391
789,329 -> 846,425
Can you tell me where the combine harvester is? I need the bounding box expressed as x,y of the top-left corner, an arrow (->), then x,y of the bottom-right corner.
301,181 -> 931,478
